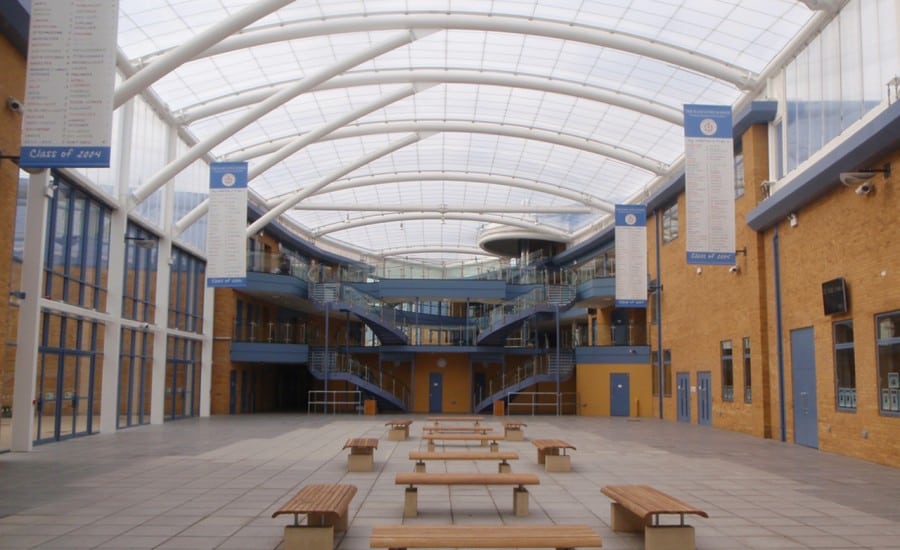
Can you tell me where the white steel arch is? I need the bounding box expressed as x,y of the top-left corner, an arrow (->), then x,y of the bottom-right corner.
230,120 -> 668,175
143,13 -> 756,89
175,69 -> 684,127
312,212 -> 571,240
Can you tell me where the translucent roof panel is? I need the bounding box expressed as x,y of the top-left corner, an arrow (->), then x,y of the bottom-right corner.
117,0 -> 819,263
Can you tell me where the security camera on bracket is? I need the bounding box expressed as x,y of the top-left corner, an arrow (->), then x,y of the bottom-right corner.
854,181 -> 874,196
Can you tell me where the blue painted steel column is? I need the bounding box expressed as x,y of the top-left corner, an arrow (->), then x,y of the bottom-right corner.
655,210 -> 665,419
555,302 -> 560,416
324,301 -> 330,414
773,227 -> 787,442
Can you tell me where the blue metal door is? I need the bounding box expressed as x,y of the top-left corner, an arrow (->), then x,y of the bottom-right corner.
791,327 -> 819,448
697,371 -> 712,425
677,372 -> 691,422
429,372 -> 443,413
610,373 -> 630,416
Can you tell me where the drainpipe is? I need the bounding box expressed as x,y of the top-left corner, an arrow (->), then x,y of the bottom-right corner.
655,211 -> 665,419
773,226 -> 787,442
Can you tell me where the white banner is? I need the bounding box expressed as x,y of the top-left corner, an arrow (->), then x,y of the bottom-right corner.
20,0 -> 119,168
614,204 -> 647,307
207,162 -> 248,287
684,104 -> 736,265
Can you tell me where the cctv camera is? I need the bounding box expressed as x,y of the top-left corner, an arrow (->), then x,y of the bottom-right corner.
855,182 -> 873,196
6,97 -> 23,113
141,322 -> 151,330
728,265 -> 739,273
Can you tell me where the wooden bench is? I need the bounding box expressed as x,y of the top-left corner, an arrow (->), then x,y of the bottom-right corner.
343,437 -> 378,472
423,432 -> 504,452
370,524 -> 602,550
408,450 -> 519,473
422,425 -> 494,434
501,419 -> 527,441
384,419 -> 412,441
532,438 -> 576,472
272,483 -> 357,550
395,472 -> 539,517
601,485 -> 708,550
426,415 -> 484,425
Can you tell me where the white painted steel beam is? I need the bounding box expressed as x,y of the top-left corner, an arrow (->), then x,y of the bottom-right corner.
312,212 -> 571,240
114,0 -> 293,108
176,68 -> 683,126
227,120 -> 668,175
246,132 -> 428,236
148,13 -> 755,89
130,29 -> 431,210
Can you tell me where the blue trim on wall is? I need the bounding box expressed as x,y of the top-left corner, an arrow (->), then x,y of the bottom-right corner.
0,0 -> 30,55
231,343 -> 309,364
575,346 -> 650,364
247,203 -> 367,268
747,101 -> 900,231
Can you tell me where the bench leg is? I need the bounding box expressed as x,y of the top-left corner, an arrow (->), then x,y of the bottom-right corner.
414,461 -> 426,473
610,502 -> 647,532
403,487 -> 418,517
645,525 -> 695,550
498,461 -> 511,473
307,512 -> 346,532
481,439 -> 488,447
536,449 -> 546,465
388,428 -> 407,441
427,440 -> 435,452
513,487 -> 529,517
505,428 -> 524,441
284,526 -> 333,550
544,454 -> 571,472
348,453 -> 374,472
489,441 -> 499,452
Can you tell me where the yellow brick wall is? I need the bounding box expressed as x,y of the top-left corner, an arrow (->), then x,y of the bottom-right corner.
762,149 -> 899,467
0,34 -> 25,416
647,122 -> 773,438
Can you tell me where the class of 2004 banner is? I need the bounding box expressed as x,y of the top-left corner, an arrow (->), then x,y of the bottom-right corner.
207,162 -> 248,287
615,204 -> 647,308
683,104 -> 736,265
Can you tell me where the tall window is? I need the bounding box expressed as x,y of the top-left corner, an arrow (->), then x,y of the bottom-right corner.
652,349 -> 672,396
743,337 -> 752,403
721,340 -> 734,402
834,321 -> 856,411
168,248 -> 205,333
43,177 -> 111,308
876,311 -> 899,415
662,202 -> 678,243
734,152 -> 745,198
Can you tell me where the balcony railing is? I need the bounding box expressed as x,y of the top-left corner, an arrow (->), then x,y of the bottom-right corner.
233,320 -> 307,344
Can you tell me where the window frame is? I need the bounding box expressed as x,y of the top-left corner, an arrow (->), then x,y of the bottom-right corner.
833,320 -> 856,412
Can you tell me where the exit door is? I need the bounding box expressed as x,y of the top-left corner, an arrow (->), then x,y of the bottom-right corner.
429,372 -> 443,413
791,327 -> 819,448
676,372 -> 691,422
610,373 -> 630,416
697,371 -> 711,425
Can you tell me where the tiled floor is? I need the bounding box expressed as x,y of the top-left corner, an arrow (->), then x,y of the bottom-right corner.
0,414 -> 899,549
